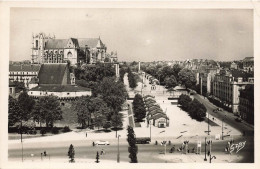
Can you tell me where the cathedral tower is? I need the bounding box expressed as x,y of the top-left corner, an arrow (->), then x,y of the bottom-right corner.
31,32 -> 55,64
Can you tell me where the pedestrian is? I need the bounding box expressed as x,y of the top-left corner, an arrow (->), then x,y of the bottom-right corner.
212,117 -> 215,121
101,149 -> 104,155
44,151 -> 47,156
86,132 -> 87,138
207,151 -> 210,156
93,142 -> 95,147
188,149 -> 190,153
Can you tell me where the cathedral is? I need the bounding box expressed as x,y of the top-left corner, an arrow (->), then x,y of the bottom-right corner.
31,32 -> 112,65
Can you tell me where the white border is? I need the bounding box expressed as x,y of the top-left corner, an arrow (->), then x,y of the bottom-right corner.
0,1 -> 259,169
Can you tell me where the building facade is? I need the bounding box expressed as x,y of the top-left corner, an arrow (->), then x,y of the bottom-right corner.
9,81 -> 16,97
239,85 -> 254,124
212,70 -> 254,114
31,32 -> 107,65
199,68 -> 219,96
242,57 -> 254,72
28,63 -> 91,99
9,64 -> 41,88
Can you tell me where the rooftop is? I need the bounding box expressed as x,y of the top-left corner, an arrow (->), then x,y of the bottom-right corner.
9,64 -> 41,72
30,85 -> 91,92
38,63 -> 69,85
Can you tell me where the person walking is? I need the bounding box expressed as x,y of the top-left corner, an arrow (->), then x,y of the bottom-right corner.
86,132 -> 88,138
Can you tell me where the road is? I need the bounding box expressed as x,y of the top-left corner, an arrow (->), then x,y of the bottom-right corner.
8,75 -> 254,163
193,94 -> 254,136
9,135 -> 253,163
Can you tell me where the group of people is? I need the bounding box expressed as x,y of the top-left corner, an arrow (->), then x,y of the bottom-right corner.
168,140 -> 195,154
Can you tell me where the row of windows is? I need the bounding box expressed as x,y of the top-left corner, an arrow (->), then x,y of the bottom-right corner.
30,92 -> 71,95
9,71 -> 37,75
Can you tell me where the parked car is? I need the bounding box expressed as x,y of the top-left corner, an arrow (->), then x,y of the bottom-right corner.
213,109 -> 218,113
235,118 -> 242,122
217,108 -> 223,111
135,137 -> 151,144
95,141 -> 110,145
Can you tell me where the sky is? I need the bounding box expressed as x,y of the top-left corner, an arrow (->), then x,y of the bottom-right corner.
10,8 -> 253,62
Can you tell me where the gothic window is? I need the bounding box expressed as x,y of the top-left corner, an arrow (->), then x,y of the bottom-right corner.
36,40 -> 38,48
67,51 -> 72,58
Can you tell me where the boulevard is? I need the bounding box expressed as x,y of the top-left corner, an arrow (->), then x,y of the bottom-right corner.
8,75 -> 254,163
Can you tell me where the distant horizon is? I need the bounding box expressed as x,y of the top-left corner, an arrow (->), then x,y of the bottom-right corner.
9,57 -> 253,63
10,8 -> 253,62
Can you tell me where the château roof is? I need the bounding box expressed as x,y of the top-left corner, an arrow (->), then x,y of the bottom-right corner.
9,64 -> 41,72
45,39 -> 68,49
78,38 -> 105,49
243,57 -> 254,62
44,38 -> 105,49
38,63 -> 69,85
148,113 -> 169,120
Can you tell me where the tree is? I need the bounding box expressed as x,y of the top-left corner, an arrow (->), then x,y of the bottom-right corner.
103,121 -> 112,131
165,75 -> 178,89
89,97 -> 110,129
32,101 -> 45,127
178,94 -> 192,111
13,81 -> 25,93
8,96 -> 22,127
111,112 -> 123,137
119,66 -> 127,82
165,75 -> 178,96
93,77 -> 128,113
96,151 -> 100,163
68,144 -> 75,163
38,96 -> 63,128
18,91 -> 35,121
178,68 -> 197,89
73,96 -> 92,128
111,112 -> 123,129
187,99 -> 206,121
128,68 -> 138,89
127,126 -> 138,163
132,94 -> 146,122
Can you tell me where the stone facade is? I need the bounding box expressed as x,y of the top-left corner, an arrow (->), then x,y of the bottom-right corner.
239,85 -> 254,124
212,70 -> 254,114
9,64 -> 41,88
243,57 -> 254,72
31,32 -> 107,65
28,63 -> 91,99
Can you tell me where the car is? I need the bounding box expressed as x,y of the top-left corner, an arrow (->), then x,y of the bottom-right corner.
217,108 -> 223,111
235,118 -> 242,122
95,140 -> 110,145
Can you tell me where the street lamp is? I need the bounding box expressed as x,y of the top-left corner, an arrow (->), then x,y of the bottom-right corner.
222,115 -> 226,140
21,140 -> 23,162
208,112 -> 210,135
204,137 -> 207,161
149,122 -> 152,141
117,135 -> 121,163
